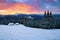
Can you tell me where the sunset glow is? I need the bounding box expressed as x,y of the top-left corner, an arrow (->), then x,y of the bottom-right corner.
0,0 -> 60,15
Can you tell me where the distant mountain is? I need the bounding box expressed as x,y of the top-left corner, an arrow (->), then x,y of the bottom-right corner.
53,14 -> 60,19
28,14 -> 43,19
14,14 -> 43,19
0,14 -> 60,20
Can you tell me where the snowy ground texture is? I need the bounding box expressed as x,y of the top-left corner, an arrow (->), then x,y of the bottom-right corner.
0,24 -> 60,40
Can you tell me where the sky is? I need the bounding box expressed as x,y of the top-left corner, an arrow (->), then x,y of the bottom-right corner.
0,0 -> 60,15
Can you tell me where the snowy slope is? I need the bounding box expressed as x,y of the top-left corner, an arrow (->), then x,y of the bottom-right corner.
0,24 -> 60,40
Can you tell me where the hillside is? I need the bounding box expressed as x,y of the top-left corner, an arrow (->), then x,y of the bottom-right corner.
0,24 -> 60,40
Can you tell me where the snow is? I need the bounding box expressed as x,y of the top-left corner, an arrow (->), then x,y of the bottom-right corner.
27,16 -> 34,19
0,24 -> 60,40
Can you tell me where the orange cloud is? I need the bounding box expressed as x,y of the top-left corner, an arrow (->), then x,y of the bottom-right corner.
0,3 -> 44,15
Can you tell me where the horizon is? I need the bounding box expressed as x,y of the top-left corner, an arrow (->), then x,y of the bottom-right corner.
0,14 -> 60,16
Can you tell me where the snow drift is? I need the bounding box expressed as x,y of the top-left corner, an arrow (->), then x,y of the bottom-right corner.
0,24 -> 60,40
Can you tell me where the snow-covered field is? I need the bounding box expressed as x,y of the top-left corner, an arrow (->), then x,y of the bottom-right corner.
0,24 -> 60,40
